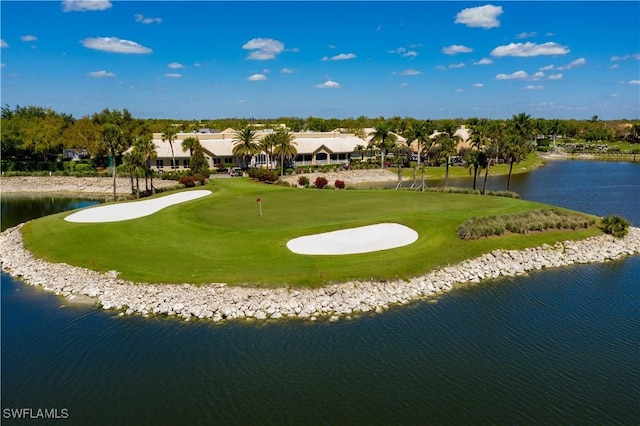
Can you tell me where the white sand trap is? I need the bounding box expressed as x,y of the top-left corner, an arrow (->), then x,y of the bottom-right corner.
287,223 -> 418,255
64,190 -> 211,223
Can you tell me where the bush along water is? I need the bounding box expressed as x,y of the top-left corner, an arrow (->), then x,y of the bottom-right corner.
457,208 -> 596,240
600,215 -> 630,238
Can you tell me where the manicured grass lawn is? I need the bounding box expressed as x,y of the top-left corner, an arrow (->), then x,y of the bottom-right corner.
394,152 -> 544,181
21,178 -> 600,288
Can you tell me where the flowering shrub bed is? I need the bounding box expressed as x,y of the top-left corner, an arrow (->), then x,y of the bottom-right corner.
314,176 -> 328,189
334,179 -> 346,189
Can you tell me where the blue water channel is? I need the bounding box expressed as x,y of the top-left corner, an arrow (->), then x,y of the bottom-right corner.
2,160 -> 639,424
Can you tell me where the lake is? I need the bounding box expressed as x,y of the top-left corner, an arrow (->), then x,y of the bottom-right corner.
1,160 -> 639,425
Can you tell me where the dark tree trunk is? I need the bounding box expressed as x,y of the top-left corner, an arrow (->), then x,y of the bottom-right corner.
507,157 -> 514,191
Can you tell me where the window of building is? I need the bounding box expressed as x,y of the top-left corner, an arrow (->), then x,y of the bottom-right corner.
156,159 -> 164,168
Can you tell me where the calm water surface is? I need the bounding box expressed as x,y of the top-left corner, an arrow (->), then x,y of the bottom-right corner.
2,161 -> 639,425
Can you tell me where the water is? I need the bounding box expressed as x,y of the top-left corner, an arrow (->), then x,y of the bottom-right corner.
2,161 -> 639,424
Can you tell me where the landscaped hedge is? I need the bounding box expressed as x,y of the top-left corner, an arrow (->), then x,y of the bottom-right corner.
247,168 -> 279,183
457,209 -> 595,240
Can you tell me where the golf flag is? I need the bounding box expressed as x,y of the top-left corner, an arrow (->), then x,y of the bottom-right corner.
257,197 -> 262,217
256,198 -> 261,202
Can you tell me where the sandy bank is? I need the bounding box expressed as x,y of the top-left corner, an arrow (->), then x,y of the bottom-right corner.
0,176 -> 180,196
1,224 -> 638,323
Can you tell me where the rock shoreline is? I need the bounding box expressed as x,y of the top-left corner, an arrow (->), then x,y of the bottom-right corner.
2,224 -> 639,323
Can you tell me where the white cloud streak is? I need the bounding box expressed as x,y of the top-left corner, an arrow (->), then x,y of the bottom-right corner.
134,14 -> 162,24
442,44 -> 473,55
315,80 -> 341,89
322,53 -> 357,61
496,70 -> 529,80
164,73 -> 182,78
400,69 -> 422,76
88,70 -> 116,78
81,37 -> 152,54
557,58 -> 586,70
491,42 -> 569,57
21,35 -> 38,42
242,38 -> 285,60
167,62 -> 183,69
62,0 -> 112,12
1,39 -> 9,48
455,5 -> 503,29
474,58 -> 493,65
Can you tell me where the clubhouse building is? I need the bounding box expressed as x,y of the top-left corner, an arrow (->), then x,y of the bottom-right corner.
149,126 -> 469,172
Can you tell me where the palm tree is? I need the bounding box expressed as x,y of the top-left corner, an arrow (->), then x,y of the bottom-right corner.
162,127 -> 178,171
407,120 -> 433,168
122,144 -> 146,198
369,122 -> 398,169
260,132 -> 278,170
138,137 -> 157,193
100,123 -> 123,201
181,136 -> 200,156
466,150 -> 487,191
232,126 -> 260,168
273,129 -> 297,176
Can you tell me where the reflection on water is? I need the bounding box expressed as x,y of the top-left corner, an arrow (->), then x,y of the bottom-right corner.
1,195 -> 101,231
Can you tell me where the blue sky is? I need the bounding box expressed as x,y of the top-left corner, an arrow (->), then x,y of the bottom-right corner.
1,1 -> 638,120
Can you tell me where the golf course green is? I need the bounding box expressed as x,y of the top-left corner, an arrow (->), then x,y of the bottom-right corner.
21,178 -> 600,287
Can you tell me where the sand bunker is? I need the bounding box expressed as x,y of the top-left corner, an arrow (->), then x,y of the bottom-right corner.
287,223 -> 418,255
64,190 -> 211,223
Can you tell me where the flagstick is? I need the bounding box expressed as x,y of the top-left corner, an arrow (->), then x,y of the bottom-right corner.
259,200 -> 262,217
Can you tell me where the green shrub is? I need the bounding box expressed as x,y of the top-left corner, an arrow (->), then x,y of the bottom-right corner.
248,168 -> 279,183
297,176 -> 310,187
600,215 -> 630,238
457,209 -> 595,240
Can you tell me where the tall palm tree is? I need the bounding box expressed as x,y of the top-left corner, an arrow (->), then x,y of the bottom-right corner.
100,123 -> 123,201
369,122 -> 398,169
407,120 -> 433,168
273,129 -> 297,176
162,127 -> 178,170
181,136 -> 200,156
138,137 -> 157,193
260,132 -> 278,170
232,126 -> 260,168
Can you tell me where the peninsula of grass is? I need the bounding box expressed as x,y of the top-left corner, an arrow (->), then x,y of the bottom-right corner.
20,178 -> 601,288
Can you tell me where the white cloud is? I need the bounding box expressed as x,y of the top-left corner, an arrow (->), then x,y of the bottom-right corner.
531,71 -> 545,80
524,85 -> 544,90
21,35 -> 38,42
134,13 -> 162,24
455,5 -> 503,29
164,73 -> 182,78
474,58 -> 493,65
629,80 -> 640,85
167,62 -> 183,69
473,83 -> 484,88
558,57 -> 586,70
398,82 -> 409,88
0,63 -> 5,68
327,44 -> 336,49
242,38 -> 285,60
1,39 -> 9,48
539,64 -> 555,71
193,63 -> 202,68
81,37 -> 152,54
442,44 -> 473,55
390,47 -> 419,58
315,80 -> 341,89
547,73 -> 563,80
516,32 -> 537,39
280,68 -> 297,74
62,0 -> 112,12
454,88 -> 464,93
247,73 -> 267,81
88,70 -> 116,78
611,53 -> 640,61
491,42 -> 569,57
496,70 -> 529,80
610,64 -> 619,70
400,69 -> 422,76
322,53 -> 357,61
